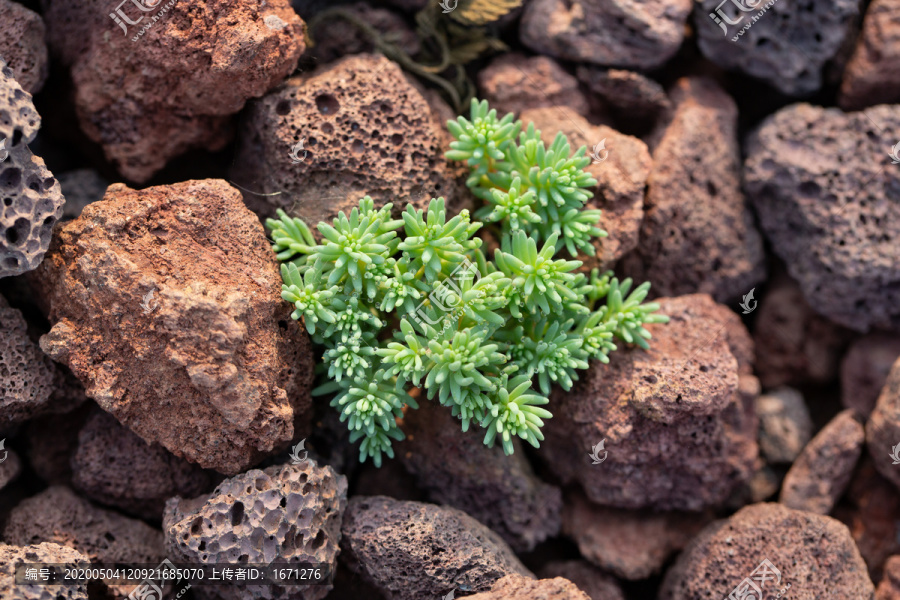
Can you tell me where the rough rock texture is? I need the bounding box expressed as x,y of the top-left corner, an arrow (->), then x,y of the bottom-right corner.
3,486 -> 165,563
520,0 -> 692,70
0,64 -> 64,278
842,333 -> 900,417
234,53 -> 464,225
563,491 -> 709,580
341,496 -> 532,599
0,449 -> 21,491
478,54 -> 589,118
164,462 -> 347,600
576,66 -> 671,132
660,503 -> 875,600
745,104 -> 900,333
756,387 -> 813,464
71,410 -> 211,519
57,170 -> 108,221
539,294 -> 759,510
0,543 -> 89,600
867,357 -> 900,491
398,396 -> 561,553
519,108 -> 649,272
620,77 -> 765,302
24,406 -> 91,485
0,295 -> 56,428
30,179 -> 315,474
780,409 -> 865,514
466,574 -> 590,600
878,556 -> 900,600
304,2 -> 419,65
840,0 -> 900,110
538,561 -> 626,600
0,1 -> 48,94
694,0 -> 859,96
42,0 -> 305,183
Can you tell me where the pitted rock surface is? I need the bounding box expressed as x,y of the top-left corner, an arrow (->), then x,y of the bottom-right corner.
538,561 -> 625,600
341,496 -> 532,599
465,574 -> 590,600
576,67 -> 671,133
519,108 -> 649,272
71,410 -> 211,520
520,0 -> 692,70
234,53 -> 463,225
164,462 -> 347,600
3,486 -> 165,564
780,409 -> 865,514
840,0 -> 900,110
0,543 -> 89,600
399,395 -> 562,553
0,294 -> 55,428
842,333 -> 900,417
30,179 -> 315,475
41,0 -> 305,183
756,387 -> 813,464
620,77 -> 765,302
478,54 -> 589,118
0,62 -> 39,144
694,0 -> 859,96
539,294 -> 759,511
745,104 -> 900,332
0,448 -> 21,491
867,357 -> 900,492
878,556 -> 900,600
660,503 -> 875,600
0,1 -> 48,94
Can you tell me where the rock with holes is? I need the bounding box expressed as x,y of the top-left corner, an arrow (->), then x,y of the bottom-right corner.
538,294 -> 760,511
0,1 -> 48,94
840,0 -> 900,110
620,77 -> 765,302
745,104 -> 900,332
575,67 -> 671,134
694,0 -> 859,96
538,561 -> 625,600
71,410 -> 212,520
842,333 -> 900,417
477,54 -> 589,118
520,0 -> 692,70
867,356 -> 900,492
756,387 -> 813,464
878,556 -> 900,600
29,179 -> 315,475
466,574 -> 591,600
660,503 -> 875,600
233,53 -> 464,226
41,0 -> 304,183
341,496 -> 532,599
164,461 -> 347,600
0,542 -> 89,600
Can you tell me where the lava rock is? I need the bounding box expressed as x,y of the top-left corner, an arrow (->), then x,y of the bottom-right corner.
0,1 -> 48,94
71,410 -> 211,520
539,294 -> 759,511
756,387 -> 813,464
57,170 -> 108,222
841,333 -> 900,417
780,409 -> 865,514
399,395 -> 562,553
303,2 -> 420,65
478,54 -> 589,118
164,461 -> 347,600
0,542 -> 89,600
745,104 -> 900,333
42,0 -> 305,183
694,0 -> 859,96
575,66 -> 671,133
538,561 -> 625,600
341,496 -> 532,599
840,0 -> 900,110
620,77 -> 765,302
0,61 -> 39,143
466,574 -> 590,600
0,448 -> 21,492
867,356 -> 900,491
30,179 -> 315,475
660,503 -> 875,600
878,556 -> 900,600
520,0 -> 692,70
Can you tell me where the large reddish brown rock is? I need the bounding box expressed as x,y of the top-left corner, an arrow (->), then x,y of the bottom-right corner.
661,503 -> 875,600
842,333 -> 900,417
30,179 -> 315,475
867,357 -> 900,491
478,54 -> 589,118
41,0 -> 305,182
0,1 -> 48,94
466,574 -> 590,600
840,0 -> 900,110
0,542 -> 90,600
538,561 -> 625,600
539,294 -> 759,511
878,556 -> 900,600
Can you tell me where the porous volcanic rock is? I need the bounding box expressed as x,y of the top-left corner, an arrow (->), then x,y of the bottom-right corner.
620,77 -> 765,302
867,357 -> 900,491
840,0 -> 900,110
233,53 -> 463,225
466,574 -> 590,600
0,448 -> 21,491
878,556 -> 900,600
756,387 -> 813,464
71,410 -> 211,520
341,496 -> 532,599
518,108 -> 649,272
3,486 -> 165,564
164,462 -> 347,600
303,2 -> 419,65
41,0 -> 305,183
0,542 -> 89,600
660,503 -> 875,600
780,409 -> 865,514
398,396 -> 562,553
478,54 -> 589,118
0,1 -> 48,94
841,333 -> 900,417
575,66 -> 671,132
694,0 -> 859,96
745,104 -> 900,333
539,294 -> 759,510
30,179 -> 315,475
57,170 -> 108,222
520,0 -> 692,70
538,561 -> 625,600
